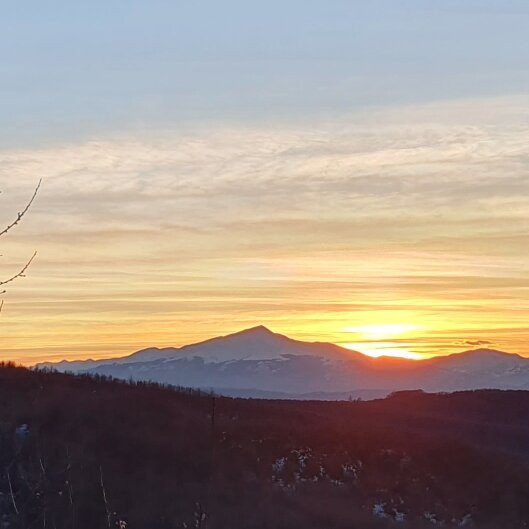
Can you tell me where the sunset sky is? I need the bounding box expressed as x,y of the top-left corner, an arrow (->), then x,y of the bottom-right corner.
1,1 -> 529,364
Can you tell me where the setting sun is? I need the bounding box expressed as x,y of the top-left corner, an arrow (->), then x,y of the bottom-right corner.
343,323 -> 425,360
345,343 -> 425,360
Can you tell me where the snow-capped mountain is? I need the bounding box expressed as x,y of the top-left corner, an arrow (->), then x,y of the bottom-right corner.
37,326 -> 529,399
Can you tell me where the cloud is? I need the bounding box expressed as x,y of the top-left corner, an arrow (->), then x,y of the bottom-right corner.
463,340 -> 493,347
1,95 -> 529,362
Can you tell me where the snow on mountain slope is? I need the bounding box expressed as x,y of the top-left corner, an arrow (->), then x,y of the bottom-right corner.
430,348 -> 525,371
172,325 -> 363,363
38,326 -> 365,372
418,348 -> 529,391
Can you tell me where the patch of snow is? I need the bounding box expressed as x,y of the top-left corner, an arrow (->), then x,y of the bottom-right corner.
423,512 -> 439,524
372,503 -> 388,519
272,457 -> 286,474
459,514 -> 472,527
342,463 -> 360,480
292,448 -> 310,469
15,424 -> 30,438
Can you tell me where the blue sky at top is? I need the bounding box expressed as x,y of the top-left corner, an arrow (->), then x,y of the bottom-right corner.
1,0 -> 528,146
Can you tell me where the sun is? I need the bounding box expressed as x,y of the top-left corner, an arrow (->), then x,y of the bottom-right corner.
342,323 -> 424,360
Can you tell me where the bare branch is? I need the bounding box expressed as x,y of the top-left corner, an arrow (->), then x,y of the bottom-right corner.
99,466 -> 112,529
0,251 -> 37,288
0,179 -> 42,238
6,468 -> 19,515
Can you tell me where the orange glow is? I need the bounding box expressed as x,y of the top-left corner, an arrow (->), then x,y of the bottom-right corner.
3,100 -> 529,364
343,323 -> 420,340
344,343 -> 426,360
342,323 -> 427,360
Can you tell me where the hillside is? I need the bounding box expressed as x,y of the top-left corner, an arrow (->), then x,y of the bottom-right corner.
39,326 -> 529,398
2,364 -> 529,528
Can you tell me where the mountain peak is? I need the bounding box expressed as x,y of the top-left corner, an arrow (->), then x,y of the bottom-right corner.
174,324 -> 355,363
435,348 -> 525,372
237,325 -> 274,335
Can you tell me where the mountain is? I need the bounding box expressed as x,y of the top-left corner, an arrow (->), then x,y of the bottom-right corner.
39,325 -> 359,370
38,326 -> 529,398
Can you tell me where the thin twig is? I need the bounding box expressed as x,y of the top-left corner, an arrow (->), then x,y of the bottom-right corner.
39,453 -> 46,479
0,251 -> 37,287
0,179 -> 42,238
6,468 -> 19,515
99,466 -> 112,529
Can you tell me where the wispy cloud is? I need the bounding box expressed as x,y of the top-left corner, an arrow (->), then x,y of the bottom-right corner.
1,96 -> 529,362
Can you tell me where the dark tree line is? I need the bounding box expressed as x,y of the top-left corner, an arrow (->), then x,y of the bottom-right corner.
1,364 -> 529,528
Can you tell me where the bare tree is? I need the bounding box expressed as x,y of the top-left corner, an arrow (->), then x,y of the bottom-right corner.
0,180 -> 41,311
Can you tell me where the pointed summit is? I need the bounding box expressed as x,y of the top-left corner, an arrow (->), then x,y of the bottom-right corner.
172,324 -> 354,363
236,325 -> 275,336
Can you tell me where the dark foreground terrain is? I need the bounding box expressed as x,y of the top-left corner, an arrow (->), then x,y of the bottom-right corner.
1,364 -> 529,528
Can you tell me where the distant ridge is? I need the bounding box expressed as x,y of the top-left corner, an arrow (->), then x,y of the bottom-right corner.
37,326 -> 528,400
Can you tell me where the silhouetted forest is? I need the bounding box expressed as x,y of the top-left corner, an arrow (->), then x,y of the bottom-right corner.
1,363 -> 529,528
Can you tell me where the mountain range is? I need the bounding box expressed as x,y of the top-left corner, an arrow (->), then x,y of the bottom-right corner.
37,325 -> 529,399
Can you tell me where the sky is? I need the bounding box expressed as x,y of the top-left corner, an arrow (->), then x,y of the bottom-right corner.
1,1 -> 529,363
